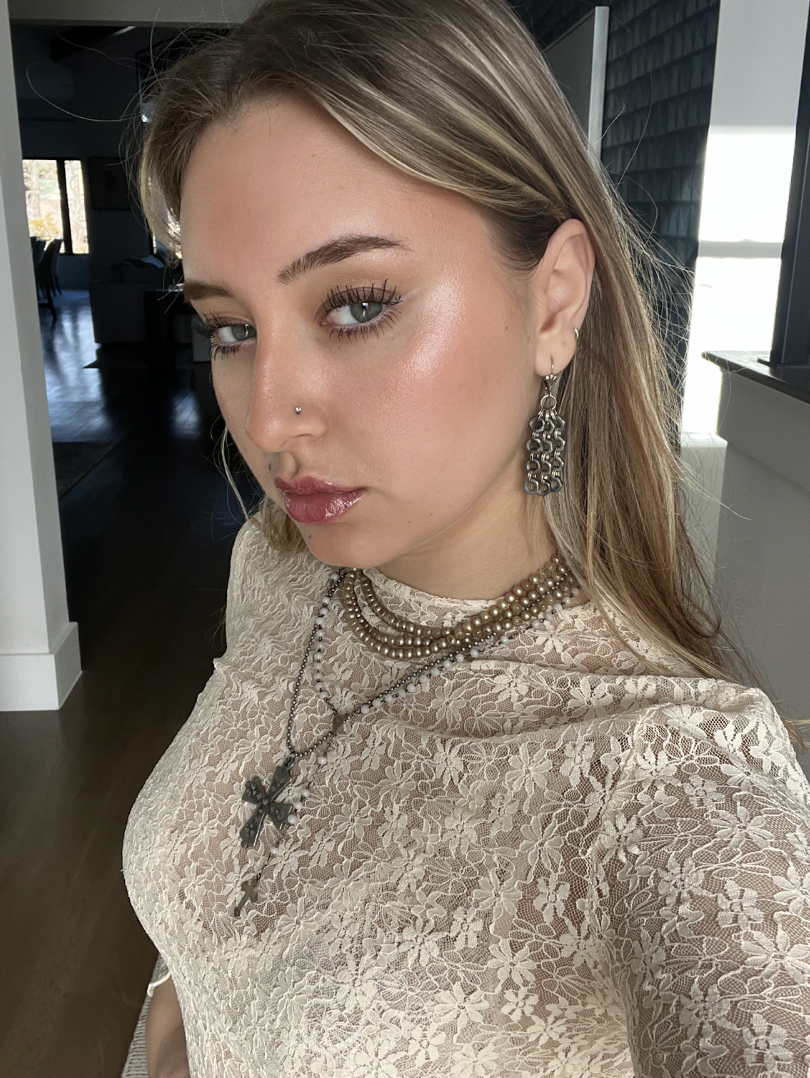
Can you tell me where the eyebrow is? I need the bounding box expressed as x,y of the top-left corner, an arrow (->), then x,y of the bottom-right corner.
183,233 -> 407,302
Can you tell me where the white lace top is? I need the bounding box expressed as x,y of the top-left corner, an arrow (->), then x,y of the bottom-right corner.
123,521 -> 810,1078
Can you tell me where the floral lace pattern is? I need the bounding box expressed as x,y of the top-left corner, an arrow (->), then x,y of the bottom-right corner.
123,522 -> 810,1077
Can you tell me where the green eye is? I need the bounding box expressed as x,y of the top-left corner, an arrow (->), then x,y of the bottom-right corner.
320,281 -> 403,338
218,323 -> 255,344
348,301 -> 384,323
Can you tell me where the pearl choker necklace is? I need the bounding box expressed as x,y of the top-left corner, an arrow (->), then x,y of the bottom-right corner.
339,555 -> 576,660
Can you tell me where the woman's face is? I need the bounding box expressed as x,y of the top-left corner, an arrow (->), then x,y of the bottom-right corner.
181,95 -> 573,577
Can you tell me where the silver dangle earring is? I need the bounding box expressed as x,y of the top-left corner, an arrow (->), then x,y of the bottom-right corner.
524,352 -> 568,497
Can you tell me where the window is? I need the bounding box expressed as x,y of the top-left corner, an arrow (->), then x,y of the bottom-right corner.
771,14 -> 810,367
23,158 -> 89,255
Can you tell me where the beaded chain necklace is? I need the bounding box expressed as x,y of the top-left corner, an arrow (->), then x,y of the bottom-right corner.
232,553 -> 579,917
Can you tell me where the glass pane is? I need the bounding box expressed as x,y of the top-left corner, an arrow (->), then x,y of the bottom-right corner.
64,159 -> 89,255
23,159 -> 62,244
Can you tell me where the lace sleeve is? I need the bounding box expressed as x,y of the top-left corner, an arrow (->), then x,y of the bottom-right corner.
593,690 -> 810,1076
146,952 -> 171,998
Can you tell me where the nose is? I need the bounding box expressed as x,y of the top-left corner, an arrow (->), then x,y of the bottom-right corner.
243,339 -> 327,453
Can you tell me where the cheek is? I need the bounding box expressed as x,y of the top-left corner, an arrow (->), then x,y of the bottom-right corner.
354,299 -> 531,496
211,361 -> 261,463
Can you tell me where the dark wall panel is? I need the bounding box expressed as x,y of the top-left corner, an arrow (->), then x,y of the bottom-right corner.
600,0 -> 719,274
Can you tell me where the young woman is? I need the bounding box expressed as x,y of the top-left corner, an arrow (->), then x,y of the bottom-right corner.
123,1 -> 810,1075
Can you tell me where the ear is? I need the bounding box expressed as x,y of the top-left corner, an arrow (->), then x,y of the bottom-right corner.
528,218 -> 595,378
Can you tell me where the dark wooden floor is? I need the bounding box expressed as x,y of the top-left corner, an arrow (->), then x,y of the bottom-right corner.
0,293 -> 255,1078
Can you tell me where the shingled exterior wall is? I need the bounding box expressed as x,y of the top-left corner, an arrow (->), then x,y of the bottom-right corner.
513,0 -> 720,371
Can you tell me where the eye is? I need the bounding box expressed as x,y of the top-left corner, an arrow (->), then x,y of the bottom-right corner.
213,322 -> 255,345
194,317 -> 256,357
319,281 -> 402,340
329,300 -> 385,326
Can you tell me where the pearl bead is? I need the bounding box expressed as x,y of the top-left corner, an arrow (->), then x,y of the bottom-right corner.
406,683 -> 418,693
572,587 -> 580,596
443,659 -> 453,669
270,845 -> 280,855
554,603 -> 563,613
299,789 -> 309,799
470,648 -> 480,658
531,619 -> 541,629
360,704 -> 370,714
288,814 -> 298,825
455,653 -> 465,662
384,692 -> 395,703
397,688 -> 407,698
322,596 -> 331,605
372,697 -> 382,708
430,666 -> 441,676
317,756 -> 327,765
292,801 -> 302,811
500,634 -> 509,644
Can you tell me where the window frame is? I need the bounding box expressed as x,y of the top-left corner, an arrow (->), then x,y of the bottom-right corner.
24,156 -> 88,257
770,14 -> 810,367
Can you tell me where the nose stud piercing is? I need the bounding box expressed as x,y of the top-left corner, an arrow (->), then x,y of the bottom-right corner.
294,407 -> 302,415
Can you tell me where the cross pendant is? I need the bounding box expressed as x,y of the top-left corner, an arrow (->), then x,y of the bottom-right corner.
239,763 -> 294,848
234,874 -> 260,918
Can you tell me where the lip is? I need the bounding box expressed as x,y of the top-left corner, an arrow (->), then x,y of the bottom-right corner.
274,477 -> 366,524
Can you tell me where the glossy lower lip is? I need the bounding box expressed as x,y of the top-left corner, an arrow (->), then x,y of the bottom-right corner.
283,488 -> 365,524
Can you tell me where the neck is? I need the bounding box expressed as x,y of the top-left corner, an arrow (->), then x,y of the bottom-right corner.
376,482 -> 556,601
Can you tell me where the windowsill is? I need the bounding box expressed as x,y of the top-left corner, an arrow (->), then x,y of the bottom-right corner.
703,350 -> 810,407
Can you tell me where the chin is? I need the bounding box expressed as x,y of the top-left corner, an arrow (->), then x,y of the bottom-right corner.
294,520 -> 402,571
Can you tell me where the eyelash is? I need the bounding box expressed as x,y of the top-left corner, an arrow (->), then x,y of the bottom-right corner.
195,280 -> 403,358
319,280 -> 402,341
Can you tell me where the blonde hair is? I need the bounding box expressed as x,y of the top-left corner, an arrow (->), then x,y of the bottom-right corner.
139,0 -> 780,709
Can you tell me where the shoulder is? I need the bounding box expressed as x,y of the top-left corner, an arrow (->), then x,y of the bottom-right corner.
228,516 -> 317,592
225,516 -> 330,643
600,679 -> 810,836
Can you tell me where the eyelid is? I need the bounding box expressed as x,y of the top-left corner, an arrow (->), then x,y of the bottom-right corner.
317,280 -> 400,316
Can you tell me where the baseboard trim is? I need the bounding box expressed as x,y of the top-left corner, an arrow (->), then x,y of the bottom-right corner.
0,622 -> 82,711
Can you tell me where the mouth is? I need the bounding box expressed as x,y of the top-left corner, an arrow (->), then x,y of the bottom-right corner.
274,477 -> 366,524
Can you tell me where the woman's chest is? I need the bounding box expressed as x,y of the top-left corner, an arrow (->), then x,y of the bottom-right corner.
126,667 -> 614,985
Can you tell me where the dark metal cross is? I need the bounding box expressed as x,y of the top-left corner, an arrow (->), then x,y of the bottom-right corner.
239,764 -> 293,848
234,874 -> 260,918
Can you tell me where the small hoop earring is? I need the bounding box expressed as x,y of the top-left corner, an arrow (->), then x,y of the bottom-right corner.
524,355 -> 566,497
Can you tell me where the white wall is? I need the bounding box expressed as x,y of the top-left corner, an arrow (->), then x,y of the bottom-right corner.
683,0 -> 810,434
0,0 -> 80,710
715,374 -> 810,745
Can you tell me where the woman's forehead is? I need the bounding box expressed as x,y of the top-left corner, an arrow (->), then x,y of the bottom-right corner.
179,97 -> 494,282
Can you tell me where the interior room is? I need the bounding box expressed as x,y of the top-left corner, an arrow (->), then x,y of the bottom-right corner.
1,0 -> 809,1076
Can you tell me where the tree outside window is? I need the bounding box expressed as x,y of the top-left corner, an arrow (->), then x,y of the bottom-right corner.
23,158 -> 89,255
